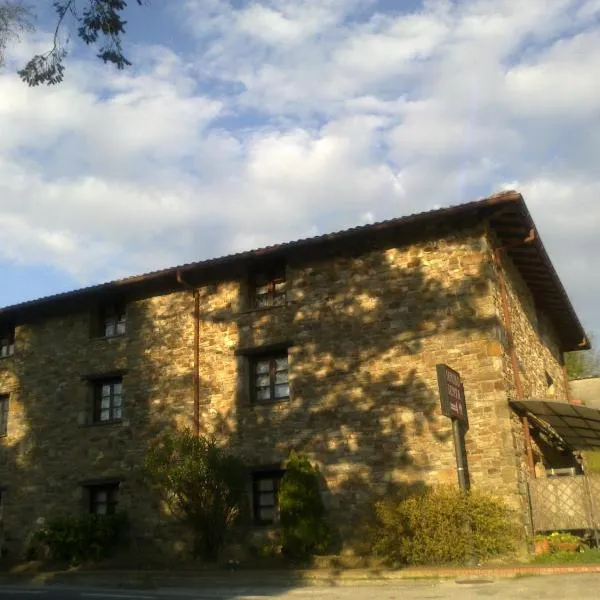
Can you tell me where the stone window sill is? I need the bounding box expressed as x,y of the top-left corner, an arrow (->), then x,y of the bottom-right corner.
81,419 -> 124,428
91,334 -> 127,342
238,303 -> 291,316
252,520 -> 279,528
0,354 -> 14,361
248,398 -> 290,408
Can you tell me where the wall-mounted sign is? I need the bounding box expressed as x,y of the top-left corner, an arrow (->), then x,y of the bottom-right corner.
436,363 -> 468,428
436,363 -> 470,492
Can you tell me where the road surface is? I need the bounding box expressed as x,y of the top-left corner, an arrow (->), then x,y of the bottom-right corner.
1,574 -> 600,599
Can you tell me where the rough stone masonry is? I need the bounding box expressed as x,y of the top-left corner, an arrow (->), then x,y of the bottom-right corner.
0,191 -> 586,559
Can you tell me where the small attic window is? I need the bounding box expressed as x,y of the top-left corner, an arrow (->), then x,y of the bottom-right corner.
252,267 -> 286,309
0,326 -> 15,358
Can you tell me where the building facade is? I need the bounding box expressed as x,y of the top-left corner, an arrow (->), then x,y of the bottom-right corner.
0,191 -> 588,559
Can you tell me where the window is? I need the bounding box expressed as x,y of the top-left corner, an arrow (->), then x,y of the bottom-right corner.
0,395 -> 8,436
252,268 -> 286,309
252,353 -> 289,403
93,378 -> 123,423
89,483 -> 119,515
0,327 -> 14,358
99,303 -> 126,338
252,470 -> 283,525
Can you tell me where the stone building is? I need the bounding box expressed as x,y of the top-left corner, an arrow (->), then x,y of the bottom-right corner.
0,190 -> 589,558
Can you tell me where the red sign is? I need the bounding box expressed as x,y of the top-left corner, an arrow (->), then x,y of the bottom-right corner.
436,364 -> 468,426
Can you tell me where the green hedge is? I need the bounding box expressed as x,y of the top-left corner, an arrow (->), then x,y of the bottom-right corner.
372,486 -> 519,565
28,512 -> 129,563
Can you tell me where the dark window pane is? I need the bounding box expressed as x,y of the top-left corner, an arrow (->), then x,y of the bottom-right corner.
255,374 -> 270,387
258,493 -> 276,507
90,484 -> 119,515
259,507 -> 275,522
0,396 -> 8,436
275,371 -> 288,384
256,387 -> 271,402
275,384 -> 289,398
256,284 -> 270,295
258,479 -> 275,492
252,471 -> 284,525
256,295 -> 270,309
251,353 -> 289,404
0,328 -> 15,357
253,270 -> 286,308
255,360 -> 270,374
93,379 -> 123,423
103,303 -> 126,338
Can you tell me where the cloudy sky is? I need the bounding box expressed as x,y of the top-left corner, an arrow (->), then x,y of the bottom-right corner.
0,0 -> 599,339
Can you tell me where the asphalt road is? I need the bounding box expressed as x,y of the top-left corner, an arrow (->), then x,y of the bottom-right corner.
2,574 -> 600,599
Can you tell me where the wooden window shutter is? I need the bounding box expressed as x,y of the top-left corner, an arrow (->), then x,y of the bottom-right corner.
239,272 -> 251,312
89,304 -> 102,338
236,355 -> 251,406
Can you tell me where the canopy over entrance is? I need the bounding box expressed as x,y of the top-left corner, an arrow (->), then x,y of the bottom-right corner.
511,400 -> 600,450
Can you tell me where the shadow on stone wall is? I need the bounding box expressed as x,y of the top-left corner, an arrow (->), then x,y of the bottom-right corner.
0,227 -> 502,575
194,231 -> 501,553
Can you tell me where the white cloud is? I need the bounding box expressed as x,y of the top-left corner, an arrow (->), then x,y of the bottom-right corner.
0,0 -> 599,339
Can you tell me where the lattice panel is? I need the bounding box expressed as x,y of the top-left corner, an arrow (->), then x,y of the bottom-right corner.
529,477 -> 592,532
587,474 -> 600,529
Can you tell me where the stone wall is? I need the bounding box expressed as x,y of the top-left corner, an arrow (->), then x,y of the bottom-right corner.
487,228 -> 573,528
0,292 -> 198,558
0,222 -> 567,558
196,227 -> 522,536
499,248 -> 567,402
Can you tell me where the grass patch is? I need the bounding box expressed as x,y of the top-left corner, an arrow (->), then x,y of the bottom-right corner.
532,548 -> 600,565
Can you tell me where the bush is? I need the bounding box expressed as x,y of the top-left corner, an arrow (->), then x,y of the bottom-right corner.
29,512 -> 129,563
279,453 -> 331,559
144,430 -> 247,561
372,486 -> 519,566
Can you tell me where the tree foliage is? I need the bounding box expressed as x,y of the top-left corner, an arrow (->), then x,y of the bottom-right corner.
565,335 -> 600,380
12,0 -> 145,86
0,1 -> 34,68
144,430 -> 247,561
279,452 -> 331,559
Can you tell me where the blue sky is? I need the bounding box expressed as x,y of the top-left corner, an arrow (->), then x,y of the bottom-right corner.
1,0 -> 599,339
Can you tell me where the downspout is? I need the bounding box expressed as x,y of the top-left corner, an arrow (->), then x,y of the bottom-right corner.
176,270 -> 200,436
492,228 -> 536,477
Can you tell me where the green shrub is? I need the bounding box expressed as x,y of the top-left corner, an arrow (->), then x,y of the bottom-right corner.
144,430 -> 247,561
372,486 -> 519,566
30,512 -> 129,563
279,453 -> 331,559
584,450 -> 600,474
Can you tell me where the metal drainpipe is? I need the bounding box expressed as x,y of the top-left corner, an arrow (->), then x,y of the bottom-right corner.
176,270 -> 200,436
492,229 -> 536,477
